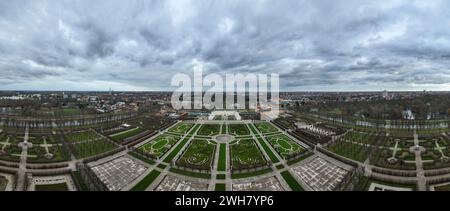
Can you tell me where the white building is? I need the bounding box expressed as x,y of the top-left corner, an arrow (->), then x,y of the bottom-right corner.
208,111 -> 241,120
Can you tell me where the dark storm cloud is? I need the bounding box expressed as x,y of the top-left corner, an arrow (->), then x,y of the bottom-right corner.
0,0 -> 449,91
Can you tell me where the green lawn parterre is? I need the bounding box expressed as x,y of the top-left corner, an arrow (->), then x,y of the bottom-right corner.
230,139 -> 266,169
215,183 -> 226,191
189,124 -> 201,135
248,124 -> 259,135
327,140 -> 371,163
228,124 -> 250,136
218,144 -> 227,171
139,135 -> 180,158
256,137 -> 280,163
163,136 -> 190,163
168,123 -> 194,134
130,170 -> 161,191
66,131 -> 102,143
281,171 -> 304,191
216,174 -> 226,180
221,124 -> 227,134
266,135 -> 305,158
110,127 -> 145,141
197,124 -> 221,136
27,145 -> 70,163
254,122 -> 279,134
72,139 -> 118,159
177,139 -> 216,169
65,130 -> 126,159
62,108 -> 81,116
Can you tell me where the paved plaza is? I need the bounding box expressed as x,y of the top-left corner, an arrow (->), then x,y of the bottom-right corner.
232,176 -> 285,191
155,175 -> 209,191
90,156 -> 148,191
292,157 -> 349,191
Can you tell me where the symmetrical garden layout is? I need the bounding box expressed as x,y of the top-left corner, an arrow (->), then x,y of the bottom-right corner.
122,120 -> 315,191
4,114 -> 450,192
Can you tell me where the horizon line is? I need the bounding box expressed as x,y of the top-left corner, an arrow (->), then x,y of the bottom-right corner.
0,89 -> 449,93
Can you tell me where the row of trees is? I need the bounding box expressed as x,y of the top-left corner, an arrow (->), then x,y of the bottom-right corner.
293,93 -> 450,120
0,112 -> 137,130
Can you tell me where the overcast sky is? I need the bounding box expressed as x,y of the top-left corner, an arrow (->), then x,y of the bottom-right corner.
1,0 -> 449,91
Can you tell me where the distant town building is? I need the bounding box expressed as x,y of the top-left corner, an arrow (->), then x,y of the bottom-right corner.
403,109 -> 415,120
382,90 -> 389,99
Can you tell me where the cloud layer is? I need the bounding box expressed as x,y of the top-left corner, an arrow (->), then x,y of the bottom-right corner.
0,0 -> 449,91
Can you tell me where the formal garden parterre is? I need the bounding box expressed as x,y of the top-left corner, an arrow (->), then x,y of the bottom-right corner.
230,138 -> 267,171
266,134 -> 306,159
137,134 -> 181,159
176,139 -> 217,170
5,113 -> 450,192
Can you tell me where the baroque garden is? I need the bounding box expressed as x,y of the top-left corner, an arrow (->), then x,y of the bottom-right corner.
1,110 -> 450,191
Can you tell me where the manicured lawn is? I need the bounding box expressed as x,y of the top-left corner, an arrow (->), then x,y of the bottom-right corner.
215,183 -> 226,191
197,124 -> 221,136
254,122 -> 279,134
71,171 -> 89,191
66,131 -> 102,143
256,137 -> 280,163
157,164 -> 167,169
27,145 -> 70,163
189,124 -> 201,135
221,124 -> 227,134
327,141 -> 370,163
62,108 -> 81,115
139,135 -> 179,158
163,137 -> 190,163
218,144 -> 227,171
169,123 -> 194,134
248,124 -> 259,135
281,171 -> 304,191
216,174 -> 226,180
72,139 -> 118,159
228,124 -> 250,136
110,127 -> 145,141
130,170 -> 161,191
267,135 -> 305,158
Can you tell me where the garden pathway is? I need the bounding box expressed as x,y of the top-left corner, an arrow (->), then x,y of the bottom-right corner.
15,126 -> 29,191
413,131 -> 426,191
